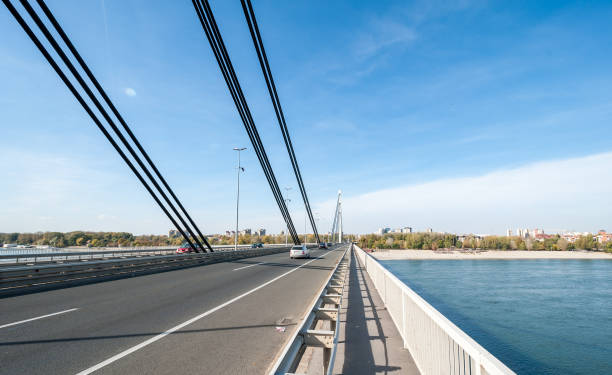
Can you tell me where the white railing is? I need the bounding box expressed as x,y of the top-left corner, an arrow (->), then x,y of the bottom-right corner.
354,245 -> 515,375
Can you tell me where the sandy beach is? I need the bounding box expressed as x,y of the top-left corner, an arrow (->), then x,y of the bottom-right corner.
368,249 -> 612,260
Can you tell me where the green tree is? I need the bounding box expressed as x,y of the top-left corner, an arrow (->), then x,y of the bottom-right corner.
575,235 -> 595,250
556,238 -> 568,251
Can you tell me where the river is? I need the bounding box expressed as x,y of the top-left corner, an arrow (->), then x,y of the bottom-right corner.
380,259 -> 612,374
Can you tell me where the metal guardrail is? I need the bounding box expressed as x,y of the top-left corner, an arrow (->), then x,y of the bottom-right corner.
0,247 -> 291,293
269,244 -> 350,375
354,245 -> 515,375
0,249 -> 175,264
0,246 -> 175,255
0,244 -> 289,265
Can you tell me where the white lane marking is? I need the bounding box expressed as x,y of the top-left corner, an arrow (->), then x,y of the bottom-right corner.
76,255 -> 325,375
233,262 -> 265,271
0,308 -> 78,329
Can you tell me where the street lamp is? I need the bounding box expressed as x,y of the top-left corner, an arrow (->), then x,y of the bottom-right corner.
304,211 -> 307,245
314,212 -> 321,245
233,147 -> 246,251
283,187 -> 292,246
284,198 -> 291,245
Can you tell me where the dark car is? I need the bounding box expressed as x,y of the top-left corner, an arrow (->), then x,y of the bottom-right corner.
318,242 -> 327,249
251,243 -> 264,248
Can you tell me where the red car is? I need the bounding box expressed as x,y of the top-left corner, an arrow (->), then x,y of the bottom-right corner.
176,243 -> 195,254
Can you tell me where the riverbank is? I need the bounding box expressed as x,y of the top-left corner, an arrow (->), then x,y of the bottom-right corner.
369,249 -> 612,260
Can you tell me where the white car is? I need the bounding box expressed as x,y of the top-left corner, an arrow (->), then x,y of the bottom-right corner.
290,245 -> 310,259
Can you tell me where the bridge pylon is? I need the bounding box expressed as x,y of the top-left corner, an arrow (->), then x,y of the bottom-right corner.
330,190 -> 343,243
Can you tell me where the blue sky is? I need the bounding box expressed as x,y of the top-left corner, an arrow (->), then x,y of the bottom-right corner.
1,0 -> 611,235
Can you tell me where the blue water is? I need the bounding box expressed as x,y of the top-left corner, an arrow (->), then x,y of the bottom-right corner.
379,259 -> 612,375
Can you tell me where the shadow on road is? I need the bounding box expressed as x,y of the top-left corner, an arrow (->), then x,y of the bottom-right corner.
230,251 -> 337,272
0,323 -> 297,346
231,259 -> 334,272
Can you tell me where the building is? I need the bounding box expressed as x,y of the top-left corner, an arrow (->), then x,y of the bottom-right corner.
256,228 -> 266,236
240,229 -> 252,236
457,234 -> 484,243
400,227 -> 412,234
426,228 -> 433,233
596,230 -> 612,243
168,229 -> 180,238
561,232 -> 579,243
534,233 -> 554,241
506,229 -> 513,237
377,228 -> 391,235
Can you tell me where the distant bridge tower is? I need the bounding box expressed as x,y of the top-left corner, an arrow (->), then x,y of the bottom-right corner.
330,190 -> 343,243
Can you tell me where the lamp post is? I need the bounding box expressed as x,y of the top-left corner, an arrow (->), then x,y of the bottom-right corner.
304,211 -> 307,245
233,147 -> 246,251
314,212 -> 321,245
283,187 -> 292,246
284,198 -> 291,245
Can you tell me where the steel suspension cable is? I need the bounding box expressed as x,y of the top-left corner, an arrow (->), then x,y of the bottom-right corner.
193,1 -> 294,244
3,0 -> 207,252
198,0 -> 300,243
32,0 -> 213,253
19,0 -> 208,253
191,0 -> 300,243
18,0 -> 208,253
240,0 -> 320,244
191,0 -> 297,243
196,0 -> 300,243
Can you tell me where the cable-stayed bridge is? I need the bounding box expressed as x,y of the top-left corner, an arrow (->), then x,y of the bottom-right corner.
1,1 -> 516,374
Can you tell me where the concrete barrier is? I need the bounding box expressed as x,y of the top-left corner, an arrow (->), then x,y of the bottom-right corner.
354,245 -> 515,375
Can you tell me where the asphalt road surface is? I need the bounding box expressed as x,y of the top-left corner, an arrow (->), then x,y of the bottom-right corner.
0,245 -> 347,374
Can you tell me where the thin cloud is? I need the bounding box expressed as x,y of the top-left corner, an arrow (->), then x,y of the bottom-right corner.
313,119 -> 358,132
354,19 -> 417,58
315,152 -> 612,235
124,87 -> 136,97
97,214 -> 118,221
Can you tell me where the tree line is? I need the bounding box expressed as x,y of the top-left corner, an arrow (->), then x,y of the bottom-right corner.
0,231 -> 355,248
0,231 -> 177,248
357,233 -> 612,252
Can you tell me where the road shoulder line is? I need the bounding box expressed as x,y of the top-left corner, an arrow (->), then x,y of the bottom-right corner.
0,308 -> 78,329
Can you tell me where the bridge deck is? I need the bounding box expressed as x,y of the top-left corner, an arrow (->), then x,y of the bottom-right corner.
332,250 -> 420,374
0,246 -> 345,374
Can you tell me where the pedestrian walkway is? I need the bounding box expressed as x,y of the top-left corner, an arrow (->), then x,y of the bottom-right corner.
332,250 -> 420,374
